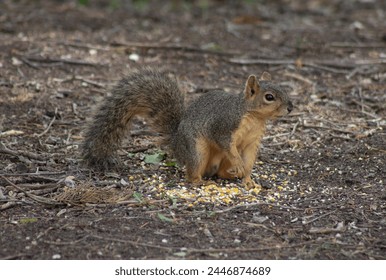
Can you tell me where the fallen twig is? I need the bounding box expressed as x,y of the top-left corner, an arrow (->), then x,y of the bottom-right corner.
0,142 -> 47,161
88,234 -> 176,251
244,222 -> 278,234
283,72 -> 314,85
74,76 -> 107,88
301,124 -> 356,135
111,41 -> 241,57
19,57 -> 40,69
229,57 -> 386,70
214,201 -> 302,214
1,176 -> 64,206
88,233 -> 334,254
36,107 -> 57,137
43,235 -> 89,245
4,183 -> 59,191
0,201 -> 19,211
329,42 -> 386,48
309,226 -> 344,234
336,107 -> 379,119
28,187 -> 60,196
302,210 -> 337,225
56,41 -> 111,51
0,171 -> 66,177
0,253 -> 30,260
187,237 -> 334,254
24,56 -> 104,67
230,58 -> 295,66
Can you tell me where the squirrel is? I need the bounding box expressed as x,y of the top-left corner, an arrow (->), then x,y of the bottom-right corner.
81,67 -> 293,188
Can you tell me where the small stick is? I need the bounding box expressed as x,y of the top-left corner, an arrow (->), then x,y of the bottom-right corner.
301,124 -> 356,135
0,201 -> 19,211
284,72 -> 314,85
43,235 -> 89,245
0,142 -> 46,161
5,183 -> 59,191
214,201 -> 302,214
36,108 -> 57,137
0,253 -> 30,260
19,57 -> 40,69
0,171 -> 66,177
302,210 -> 337,225
244,222 -> 277,234
74,76 -> 107,88
230,57 -> 386,70
1,176 -> 63,206
111,41 -> 241,57
187,237 -> 334,254
56,41 -> 111,51
89,234 -> 176,251
290,121 -> 300,137
263,133 -> 290,140
329,42 -> 386,48
334,107 -> 379,119
25,56 -> 104,67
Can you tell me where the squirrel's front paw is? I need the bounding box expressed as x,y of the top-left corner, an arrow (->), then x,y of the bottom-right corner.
242,177 -> 261,191
227,163 -> 245,178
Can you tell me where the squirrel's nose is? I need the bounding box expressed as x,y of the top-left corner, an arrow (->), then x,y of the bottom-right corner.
287,102 -> 293,113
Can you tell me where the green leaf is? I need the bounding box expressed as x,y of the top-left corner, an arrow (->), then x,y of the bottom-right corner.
144,152 -> 165,164
133,192 -> 143,203
207,211 -> 217,218
168,196 -> 178,208
164,161 -> 177,167
173,251 -> 187,257
201,42 -> 223,52
157,213 -> 174,223
133,0 -> 150,11
109,0 -> 122,10
19,218 -> 38,224
78,0 -> 89,6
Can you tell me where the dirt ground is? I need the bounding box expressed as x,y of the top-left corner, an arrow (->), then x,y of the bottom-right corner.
0,0 -> 385,260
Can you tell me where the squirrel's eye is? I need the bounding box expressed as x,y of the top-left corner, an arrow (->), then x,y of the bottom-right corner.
265,93 -> 275,102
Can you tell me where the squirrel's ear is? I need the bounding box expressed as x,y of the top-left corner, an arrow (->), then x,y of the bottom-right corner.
259,72 -> 271,81
245,75 -> 260,98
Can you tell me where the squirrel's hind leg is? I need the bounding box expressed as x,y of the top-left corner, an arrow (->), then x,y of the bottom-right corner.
203,147 -> 225,178
185,137 -> 212,185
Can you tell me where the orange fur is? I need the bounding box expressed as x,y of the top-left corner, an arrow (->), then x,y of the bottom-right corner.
217,113 -> 266,188
191,113 -> 267,188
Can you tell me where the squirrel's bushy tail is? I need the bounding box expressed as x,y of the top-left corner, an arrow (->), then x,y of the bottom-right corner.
81,67 -> 184,170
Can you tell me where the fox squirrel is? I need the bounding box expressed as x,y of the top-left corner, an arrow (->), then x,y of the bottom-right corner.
81,67 -> 293,188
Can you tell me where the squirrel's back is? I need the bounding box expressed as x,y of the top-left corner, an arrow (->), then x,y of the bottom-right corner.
82,67 -> 184,170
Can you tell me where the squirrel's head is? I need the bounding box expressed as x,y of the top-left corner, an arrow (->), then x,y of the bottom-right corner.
243,72 -> 293,119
